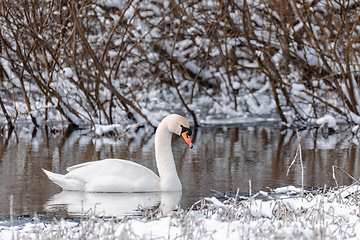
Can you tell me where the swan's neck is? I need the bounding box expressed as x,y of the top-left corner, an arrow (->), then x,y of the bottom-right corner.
155,124 -> 182,191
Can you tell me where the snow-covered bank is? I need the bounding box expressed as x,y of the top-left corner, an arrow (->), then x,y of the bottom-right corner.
1,0 -> 360,129
1,185 -> 360,239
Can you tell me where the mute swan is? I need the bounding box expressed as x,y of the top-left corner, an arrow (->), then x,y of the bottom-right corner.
43,114 -> 193,192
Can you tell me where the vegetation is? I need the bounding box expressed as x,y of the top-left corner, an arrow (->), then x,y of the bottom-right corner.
1,0 -> 360,128
6,183 -> 360,239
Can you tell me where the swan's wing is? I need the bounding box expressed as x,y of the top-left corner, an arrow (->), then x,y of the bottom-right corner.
43,168 -> 86,191
64,159 -> 161,192
67,161 -> 95,172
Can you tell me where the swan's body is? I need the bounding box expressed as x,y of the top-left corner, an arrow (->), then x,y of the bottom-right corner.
43,114 -> 193,192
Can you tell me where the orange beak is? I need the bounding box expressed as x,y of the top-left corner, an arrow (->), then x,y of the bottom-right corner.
181,131 -> 193,149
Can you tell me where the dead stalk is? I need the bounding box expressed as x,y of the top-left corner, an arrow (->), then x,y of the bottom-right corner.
10,194 -> 13,240
332,165 -> 339,188
287,132 -> 304,197
332,165 -> 360,185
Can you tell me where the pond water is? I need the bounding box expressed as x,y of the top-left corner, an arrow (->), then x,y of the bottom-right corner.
0,122 -> 359,218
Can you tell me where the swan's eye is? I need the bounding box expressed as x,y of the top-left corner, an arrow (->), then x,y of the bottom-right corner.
187,128 -> 192,136
180,125 -> 192,136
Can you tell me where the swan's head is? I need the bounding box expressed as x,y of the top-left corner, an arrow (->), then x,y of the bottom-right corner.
164,114 -> 193,149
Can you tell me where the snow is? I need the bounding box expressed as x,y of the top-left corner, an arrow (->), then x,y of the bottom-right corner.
316,114 -> 337,130
62,67 -> 73,78
352,125 -> 359,135
1,185 -> 360,239
273,185 -> 302,195
93,124 -> 123,136
1,0 -> 358,129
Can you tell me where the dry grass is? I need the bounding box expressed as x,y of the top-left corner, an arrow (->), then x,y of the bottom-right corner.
3,182 -> 359,239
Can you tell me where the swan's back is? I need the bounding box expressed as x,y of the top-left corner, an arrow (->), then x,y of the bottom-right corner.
44,159 -> 161,192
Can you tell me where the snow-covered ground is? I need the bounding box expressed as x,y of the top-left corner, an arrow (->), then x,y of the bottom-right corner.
1,0 -> 360,129
1,185 -> 360,239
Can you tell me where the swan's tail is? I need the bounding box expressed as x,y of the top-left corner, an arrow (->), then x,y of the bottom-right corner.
42,169 -> 84,191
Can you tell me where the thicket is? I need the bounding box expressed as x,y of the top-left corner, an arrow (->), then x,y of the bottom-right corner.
0,0 -> 359,128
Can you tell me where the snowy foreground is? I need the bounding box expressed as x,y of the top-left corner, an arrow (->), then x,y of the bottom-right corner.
1,185 -> 360,239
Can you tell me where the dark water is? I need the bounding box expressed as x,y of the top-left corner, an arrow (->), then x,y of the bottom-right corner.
0,123 -> 359,218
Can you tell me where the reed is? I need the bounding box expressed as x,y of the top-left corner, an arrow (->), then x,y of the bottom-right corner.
6,180 -> 360,239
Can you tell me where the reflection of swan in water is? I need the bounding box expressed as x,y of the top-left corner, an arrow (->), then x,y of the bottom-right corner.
45,191 -> 182,217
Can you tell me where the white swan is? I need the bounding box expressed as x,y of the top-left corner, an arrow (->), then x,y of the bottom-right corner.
43,114 -> 193,192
